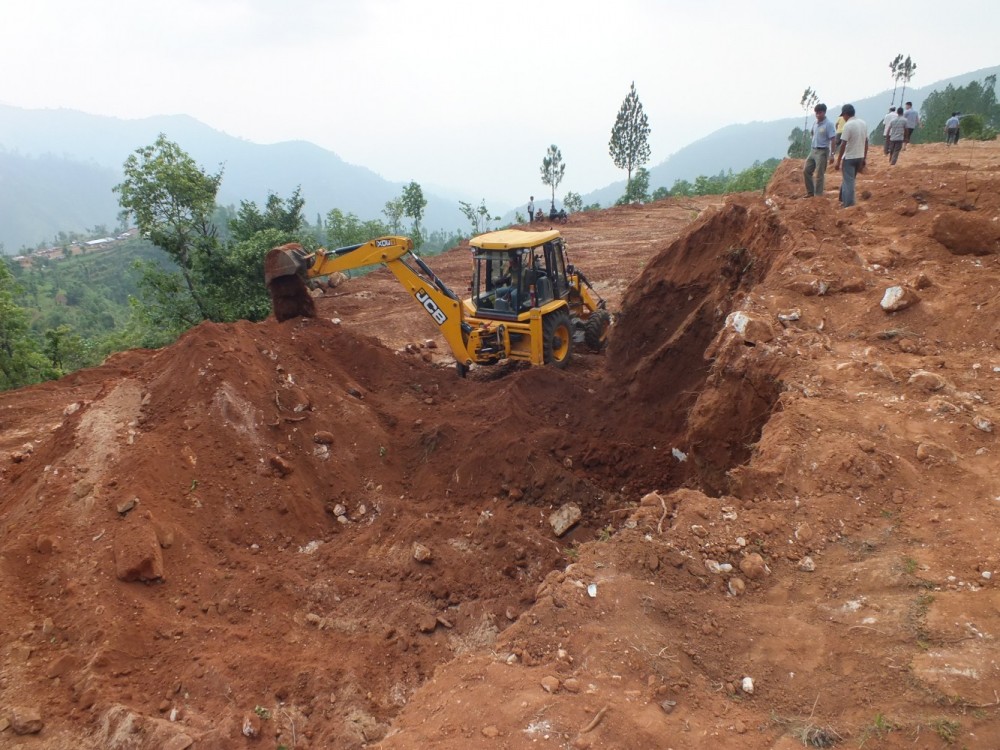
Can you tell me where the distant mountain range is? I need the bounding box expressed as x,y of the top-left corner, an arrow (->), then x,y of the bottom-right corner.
1,64 -> 997,253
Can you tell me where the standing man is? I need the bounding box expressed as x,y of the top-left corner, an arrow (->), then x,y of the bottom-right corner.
887,107 -> 907,165
945,112 -> 961,145
833,104 -> 868,208
903,102 -> 920,148
527,196 -> 535,223
882,106 -> 897,156
803,103 -> 837,198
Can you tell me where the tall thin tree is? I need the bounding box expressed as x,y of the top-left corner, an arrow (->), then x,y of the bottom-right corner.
898,55 -> 917,103
889,54 -> 904,106
609,82 -> 651,192
540,145 -> 565,210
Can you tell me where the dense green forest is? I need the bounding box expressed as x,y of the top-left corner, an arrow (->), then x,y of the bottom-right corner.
2,137 -> 780,393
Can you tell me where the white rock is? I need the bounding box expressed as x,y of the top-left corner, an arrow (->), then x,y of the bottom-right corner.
549,503 -> 582,537
973,416 -> 993,433
983,571 -> 993,580
798,556 -> 816,572
672,448 -> 688,462
741,676 -> 755,694
880,285 -> 920,312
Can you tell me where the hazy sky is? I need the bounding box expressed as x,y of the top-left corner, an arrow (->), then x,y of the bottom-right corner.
3,0 -> 998,207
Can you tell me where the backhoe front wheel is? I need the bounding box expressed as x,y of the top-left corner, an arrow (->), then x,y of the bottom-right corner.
543,310 -> 573,369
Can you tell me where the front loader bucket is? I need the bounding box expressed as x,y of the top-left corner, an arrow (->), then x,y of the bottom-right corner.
265,243 -> 317,322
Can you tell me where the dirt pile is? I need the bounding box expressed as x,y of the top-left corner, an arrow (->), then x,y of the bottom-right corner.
2,143 -> 1000,748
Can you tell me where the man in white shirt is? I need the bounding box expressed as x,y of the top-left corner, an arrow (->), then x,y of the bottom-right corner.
882,107 -> 897,156
833,104 -> 868,208
903,102 -> 920,148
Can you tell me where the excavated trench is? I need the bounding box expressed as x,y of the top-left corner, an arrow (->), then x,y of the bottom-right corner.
0,198 -> 793,748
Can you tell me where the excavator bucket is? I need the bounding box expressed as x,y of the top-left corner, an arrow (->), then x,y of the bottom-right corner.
265,243 -> 317,322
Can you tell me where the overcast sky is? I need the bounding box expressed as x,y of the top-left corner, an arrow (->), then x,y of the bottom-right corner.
3,0 -> 998,208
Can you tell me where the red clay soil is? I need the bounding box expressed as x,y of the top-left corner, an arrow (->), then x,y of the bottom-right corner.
2,143 -> 1000,749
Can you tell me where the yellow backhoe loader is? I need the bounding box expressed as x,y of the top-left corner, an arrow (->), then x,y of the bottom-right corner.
264,229 -> 611,376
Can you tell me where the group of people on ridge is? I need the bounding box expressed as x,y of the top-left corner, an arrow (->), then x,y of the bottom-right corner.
802,102 -> 868,207
803,98 -> 958,208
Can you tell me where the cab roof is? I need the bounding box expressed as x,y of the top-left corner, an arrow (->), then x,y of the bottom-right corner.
469,229 -> 562,250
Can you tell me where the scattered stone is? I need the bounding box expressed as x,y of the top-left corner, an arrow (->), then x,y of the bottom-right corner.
10,706 -> 44,735
794,523 -> 813,542
777,308 -> 801,322
47,654 -> 76,679
333,504 -> 347,517
931,212 -> 1000,255
880,285 -> 920,312
305,613 -> 322,626
35,535 -> 54,554
857,439 -> 876,453
313,431 -> 335,445
911,272 -> 933,290
740,676 -> 755,695
412,542 -> 433,563
269,455 -> 293,477
691,524 -> 708,538
786,275 -> 828,297
973,416 -> 994,433
563,678 -> 582,693
73,482 -> 95,500
726,311 -> 775,344
113,520 -> 165,582
728,578 -> 746,596
549,503 -> 582,537
242,714 -> 262,738
908,370 -> 949,391
798,556 -> 816,572
481,725 -> 500,738
739,553 -> 767,580
660,700 -> 677,714
541,676 -> 561,693
916,442 -> 958,464
116,497 -> 139,515
417,615 -> 438,633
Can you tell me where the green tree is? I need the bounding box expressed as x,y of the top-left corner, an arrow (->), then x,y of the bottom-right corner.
228,188 -> 304,242
787,126 -> 811,159
540,144 -> 566,209
617,167 -> 650,205
325,209 -> 389,248
609,82 -> 651,195
458,199 -> 499,234
401,182 -> 427,248
563,191 -> 583,214
889,54 -> 904,107
918,75 -> 999,143
0,261 -> 51,389
669,179 -> 694,197
651,186 -> 670,201
798,87 -> 819,153
382,197 -> 405,233
113,134 -> 223,320
897,55 -> 917,104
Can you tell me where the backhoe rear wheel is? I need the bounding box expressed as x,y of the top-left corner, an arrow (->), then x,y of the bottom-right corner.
543,310 -> 573,368
583,310 -> 612,352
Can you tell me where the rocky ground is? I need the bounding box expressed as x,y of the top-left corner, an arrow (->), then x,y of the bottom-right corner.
1,141 -> 999,749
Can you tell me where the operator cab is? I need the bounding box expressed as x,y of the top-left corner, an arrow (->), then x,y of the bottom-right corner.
469,229 -> 571,320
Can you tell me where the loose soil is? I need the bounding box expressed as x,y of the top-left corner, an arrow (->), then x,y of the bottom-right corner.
1,142 -> 999,749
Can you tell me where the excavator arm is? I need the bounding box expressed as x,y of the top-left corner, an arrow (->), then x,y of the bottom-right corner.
265,236 -> 474,368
